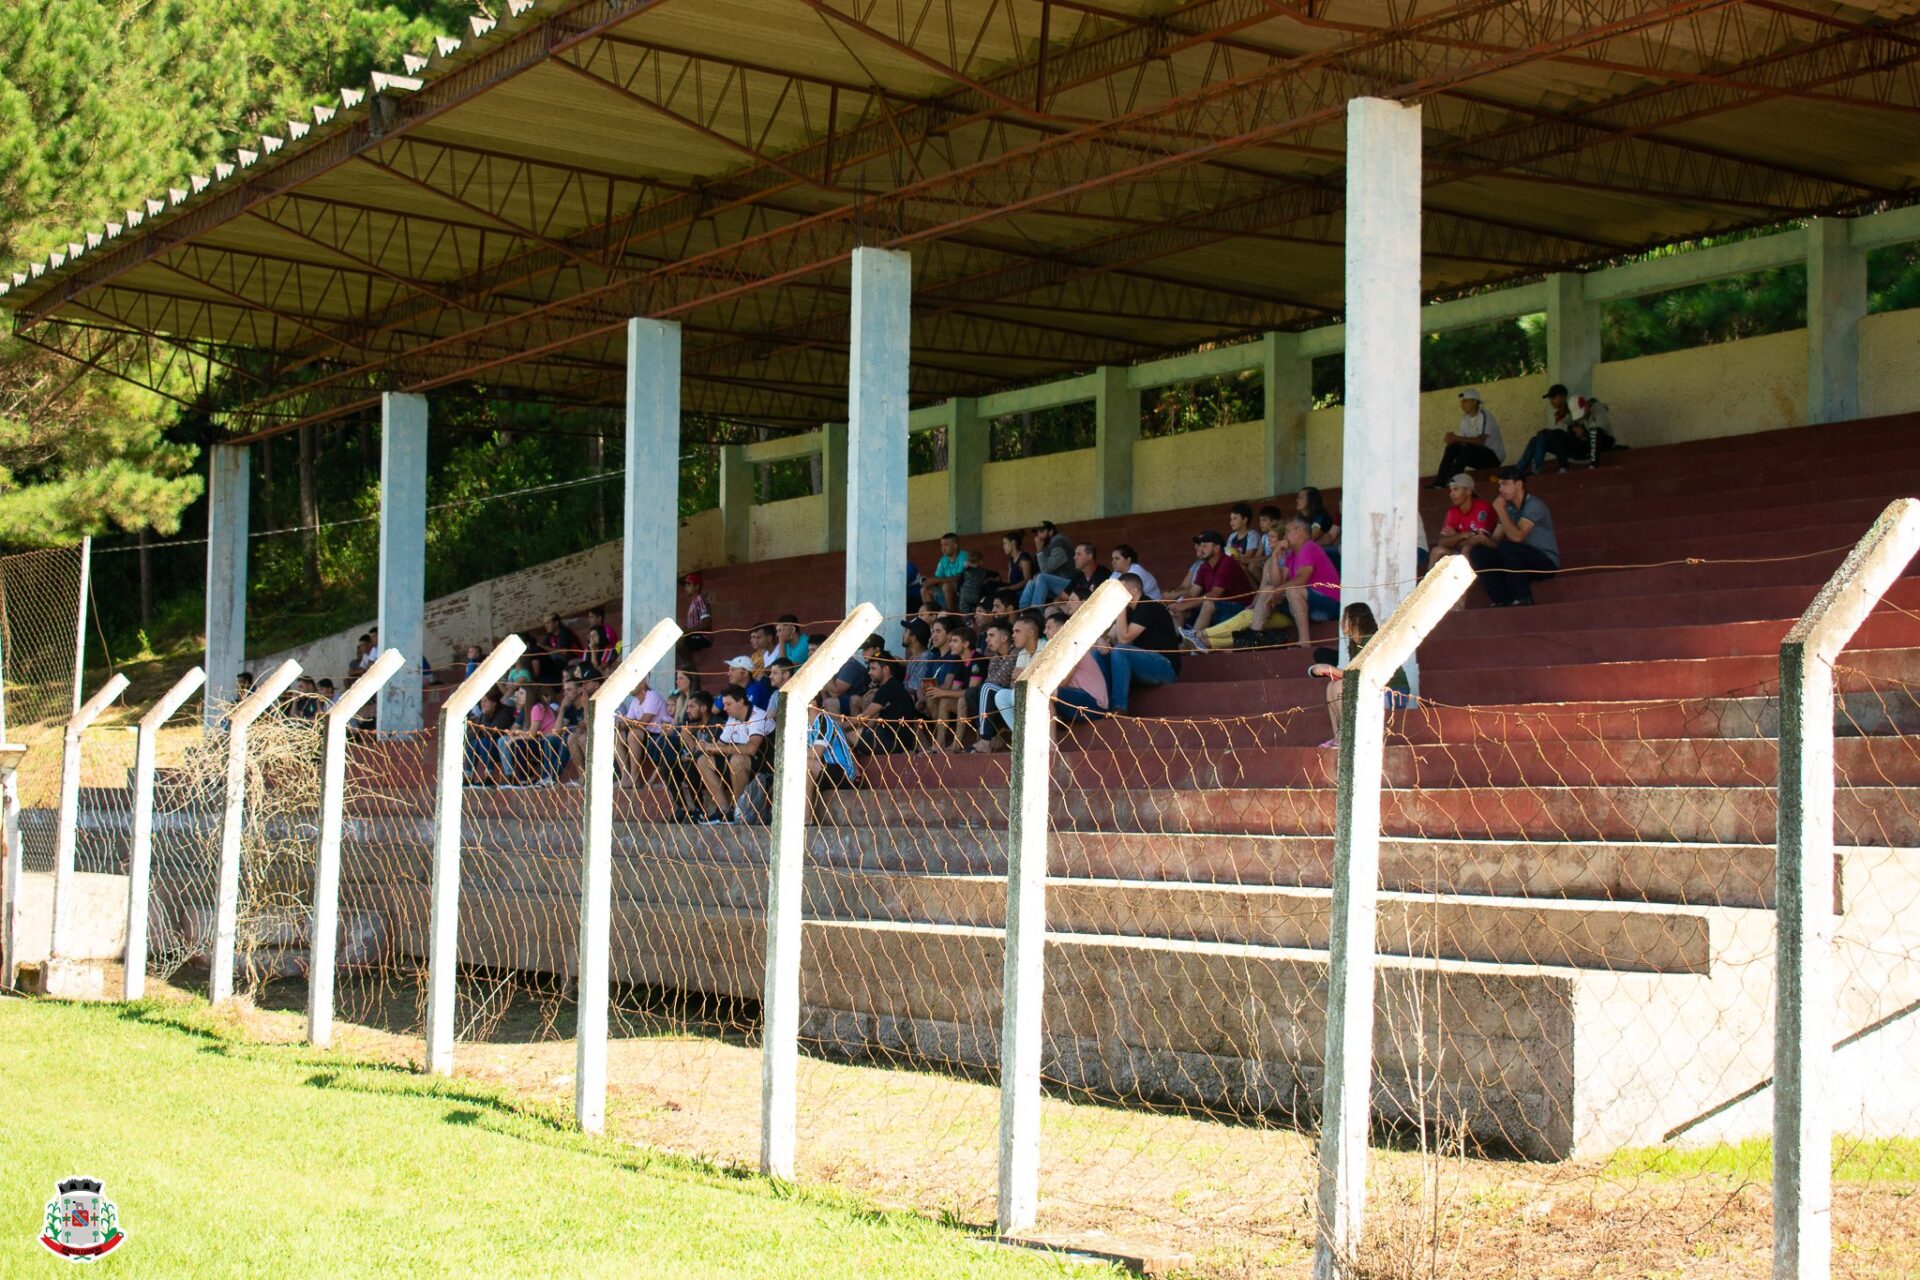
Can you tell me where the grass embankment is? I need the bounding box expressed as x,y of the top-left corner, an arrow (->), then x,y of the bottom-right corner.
0,995 -> 1115,1279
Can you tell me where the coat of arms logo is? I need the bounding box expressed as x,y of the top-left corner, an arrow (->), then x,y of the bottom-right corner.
39,1177 -> 124,1262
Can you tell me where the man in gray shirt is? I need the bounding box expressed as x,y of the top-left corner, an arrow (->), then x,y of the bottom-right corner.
1466,466 -> 1559,607
1017,520 -> 1076,608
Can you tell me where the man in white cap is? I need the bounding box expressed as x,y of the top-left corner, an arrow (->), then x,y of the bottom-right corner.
1430,472 -> 1496,563
1431,387 -> 1505,489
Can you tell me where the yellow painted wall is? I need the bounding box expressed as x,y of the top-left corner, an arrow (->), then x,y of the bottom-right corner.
907,471 -> 950,541
1132,418 -> 1265,511
980,449 -> 1096,532
685,316 -> 1915,561
1862,308 -> 1920,419
678,508 -> 722,574
1594,327 -> 1806,446
749,493 -> 825,562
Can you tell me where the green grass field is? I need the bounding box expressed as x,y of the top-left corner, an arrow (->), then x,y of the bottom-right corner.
0,996 -> 1118,1278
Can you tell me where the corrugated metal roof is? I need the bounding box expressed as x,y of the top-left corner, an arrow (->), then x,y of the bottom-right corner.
5,0 -> 1918,434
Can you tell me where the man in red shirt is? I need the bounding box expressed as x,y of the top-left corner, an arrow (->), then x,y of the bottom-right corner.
1183,529 -> 1255,642
1431,473 -> 1496,564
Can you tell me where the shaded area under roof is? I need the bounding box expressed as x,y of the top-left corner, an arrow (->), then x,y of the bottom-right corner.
6,0 -> 1920,438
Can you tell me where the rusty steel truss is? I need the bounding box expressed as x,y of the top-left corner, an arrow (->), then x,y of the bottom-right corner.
4,0 -> 1917,436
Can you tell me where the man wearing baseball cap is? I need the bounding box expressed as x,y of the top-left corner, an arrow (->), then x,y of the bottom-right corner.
1430,387 -> 1505,489
1430,473 -> 1496,564
1516,383 -> 1616,476
1468,466 -> 1560,607
1182,528 -> 1255,642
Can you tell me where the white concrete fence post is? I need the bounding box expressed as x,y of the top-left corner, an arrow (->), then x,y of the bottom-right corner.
208,660 -> 303,1004
0,743 -> 26,988
424,636 -> 526,1076
47,674 -> 130,992
1312,555 -> 1476,1280
1774,498 -> 1920,1280
122,666 -> 206,1002
307,649 -> 406,1047
760,603 -> 884,1178
996,578 -> 1132,1236
576,618 -> 682,1135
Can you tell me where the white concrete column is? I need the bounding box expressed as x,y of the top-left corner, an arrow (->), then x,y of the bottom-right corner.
1340,98 -> 1424,641
946,398 -> 987,536
1092,366 -> 1137,518
623,318 -> 682,687
378,393 -> 428,733
821,423 -> 849,553
203,444 -> 250,725
1546,272 -> 1600,395
1264,331 -> 1311,498
719,444 -> 753,565
846,247 -> 911,650
1806,218 -> 1866,426
124,666 -> 206,1002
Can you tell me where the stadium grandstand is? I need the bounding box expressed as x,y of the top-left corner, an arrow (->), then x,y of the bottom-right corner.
7,1 -> 1920,1274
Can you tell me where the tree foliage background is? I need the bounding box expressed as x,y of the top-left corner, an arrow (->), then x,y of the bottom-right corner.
3,3 -> 1918,668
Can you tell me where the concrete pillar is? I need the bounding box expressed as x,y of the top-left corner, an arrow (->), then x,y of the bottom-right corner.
821,423 -> 849,553
845,247 -> 911,648
1339,98 -> 1424,652
946,398 -> 987,536
719,444 -> 752,565
1263,331 -> 1311,497
1546,272 -> 1600,394
1093,366 -> 1138,518
623,318 -> 681,685
203,444 -> 250,724
377,392 -> 428,733
1806,218 -> 1866,426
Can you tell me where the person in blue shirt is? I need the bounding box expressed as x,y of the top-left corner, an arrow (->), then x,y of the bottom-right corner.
924,532 -> 972,612
775,614 -> 810,664
807,695 -> 857,791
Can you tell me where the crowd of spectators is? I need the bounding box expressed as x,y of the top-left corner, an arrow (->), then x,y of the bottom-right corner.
268,379 -> 1599,806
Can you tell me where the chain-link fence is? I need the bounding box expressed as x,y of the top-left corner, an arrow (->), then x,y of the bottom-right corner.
24,528 -> 1920,1278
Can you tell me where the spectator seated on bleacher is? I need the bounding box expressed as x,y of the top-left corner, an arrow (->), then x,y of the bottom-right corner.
1177,529 -> 1256,644
348,633 -> 375,676
828,633 -> 885,714
977,611 -> 1043,752
901,618 -> 935,694
1225,502 -> 1267,579
1430,388 -> 1506,488
921,623 -> 980,751
1259,514 -> 1341,649
1469,466 -> 1560,608
608,675 -> 669,784
1002,531 -> 1037,587
581,606 -> 617,669
1430,473 -> 1496,564
679,573 -> 714,659
1307,602 -> 1414,748
1198,532 -> 1291,650
1018,521 -> 1075,607
464,686 -> 516,785
763,657 -> 794,720
1296,487 -> 1340,564
969,618 -> 1017,754
806,693 -> 857,794
923,532 -> 972,612
1517,384 -> 1616,476
691,688 -> 773,824
773,614 -> 809,664
1094,573 -> 1181,714
850,654 -> 917,755
540,613 -> 582,664
1107,544 -> 1160,599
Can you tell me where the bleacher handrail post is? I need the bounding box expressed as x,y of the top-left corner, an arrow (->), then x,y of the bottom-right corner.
1773,497 -> 1920,1280
0,744 -> 25,989
1312,555 -> 1474,1280
761,602 -> 883,1178
307,649 -> 405,1046
576,617 -> 682,1134
49,673 -> 130,967
208,659 -> 302,1003
123,665 -> 206,1002
996,578 -> 1132,1236
425,636 -> 525,1076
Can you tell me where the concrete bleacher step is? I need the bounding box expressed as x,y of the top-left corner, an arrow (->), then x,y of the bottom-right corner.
814,782 -> 1918,846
